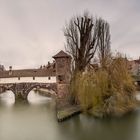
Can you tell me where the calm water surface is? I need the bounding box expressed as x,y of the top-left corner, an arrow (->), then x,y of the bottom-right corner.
0,90 -> 140,140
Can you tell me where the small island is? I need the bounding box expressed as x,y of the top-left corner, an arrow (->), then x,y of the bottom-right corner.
55,12 -> 140,121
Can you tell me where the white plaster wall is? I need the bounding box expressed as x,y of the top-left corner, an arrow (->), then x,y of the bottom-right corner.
131,64 -> 140,75
0,76 -> 56,84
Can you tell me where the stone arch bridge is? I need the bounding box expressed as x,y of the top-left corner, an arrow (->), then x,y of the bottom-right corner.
0,50 -> 72,101
0,83 -> 57,100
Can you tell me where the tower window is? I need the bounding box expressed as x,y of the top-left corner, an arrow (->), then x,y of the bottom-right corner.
58,75 -> 64,82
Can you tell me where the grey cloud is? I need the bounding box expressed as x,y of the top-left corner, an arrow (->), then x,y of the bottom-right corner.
0,0 -> 139,69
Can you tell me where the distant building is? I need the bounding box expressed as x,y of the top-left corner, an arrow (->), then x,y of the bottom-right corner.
0,65 -> 5,71
39,61 -> 55,70
86,57 -> 140,76
128,57 -> 140,76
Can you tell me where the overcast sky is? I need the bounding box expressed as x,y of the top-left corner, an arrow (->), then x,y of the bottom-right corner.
0,0 -> 140,69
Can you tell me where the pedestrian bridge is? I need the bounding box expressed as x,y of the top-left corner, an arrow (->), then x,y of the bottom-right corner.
0,76 -> 56,84
0,74 -> 57,100
0,82 -> 57,100
0,50 -> 72,101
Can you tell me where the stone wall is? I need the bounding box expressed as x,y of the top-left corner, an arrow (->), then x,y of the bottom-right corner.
53,51 -> 71,99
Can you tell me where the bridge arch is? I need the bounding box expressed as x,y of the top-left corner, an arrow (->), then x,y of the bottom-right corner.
0,85 -> 16,96
0,83 -> 57,100
8,88 -> 16,96
25,83 -> 57,99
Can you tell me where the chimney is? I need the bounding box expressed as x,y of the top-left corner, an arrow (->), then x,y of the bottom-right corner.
9,66 -> 12,75
9,66 -> 12,71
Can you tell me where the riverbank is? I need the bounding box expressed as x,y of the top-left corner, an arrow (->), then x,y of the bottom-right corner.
56,99 -> 82,122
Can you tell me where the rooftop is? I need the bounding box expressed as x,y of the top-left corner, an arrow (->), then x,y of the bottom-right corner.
0,68 -> 56,78
129,58 -> 140,64
53,50 -> 71,58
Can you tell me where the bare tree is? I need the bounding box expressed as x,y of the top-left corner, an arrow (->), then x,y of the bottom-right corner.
64,12 -> 100,72
97,18 -> 111,69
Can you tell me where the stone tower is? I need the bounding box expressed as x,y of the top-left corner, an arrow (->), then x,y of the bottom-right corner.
53,50 -> 71,99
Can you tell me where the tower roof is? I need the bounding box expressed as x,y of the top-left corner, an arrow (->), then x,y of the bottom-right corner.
53,50 -> 71,58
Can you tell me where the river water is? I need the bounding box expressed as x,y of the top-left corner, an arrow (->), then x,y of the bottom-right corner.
0,91 -> 140,140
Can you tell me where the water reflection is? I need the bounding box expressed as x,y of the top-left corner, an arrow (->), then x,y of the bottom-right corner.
0,91 -> 15,106
0,90 -> 52,106
57,112 -> 139,140
28,91 -> 52,104
0,91 -> 140,140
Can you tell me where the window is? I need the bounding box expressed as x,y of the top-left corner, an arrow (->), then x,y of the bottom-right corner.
58,75 -> 64,82
18,77 -> 20,80
48,77 -> 51,80
33,77 -> 35,80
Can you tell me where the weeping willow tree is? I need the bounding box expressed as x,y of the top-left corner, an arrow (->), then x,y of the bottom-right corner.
73,54 -> 136,117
